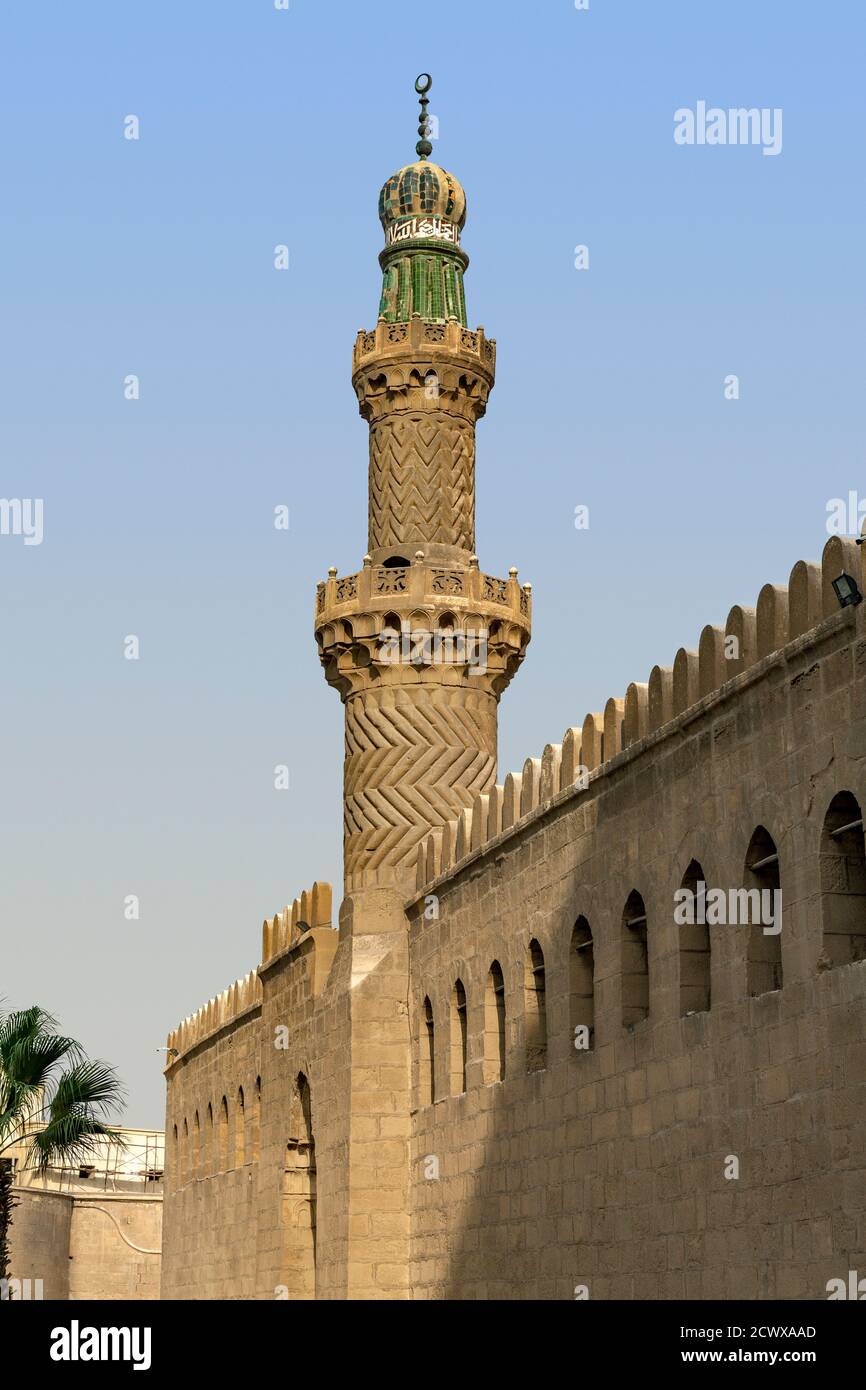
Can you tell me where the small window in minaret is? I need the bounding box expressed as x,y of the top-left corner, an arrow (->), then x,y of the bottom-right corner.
383,555 -> 411,568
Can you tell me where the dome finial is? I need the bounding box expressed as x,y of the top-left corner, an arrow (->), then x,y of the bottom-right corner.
415,73 -> 433,160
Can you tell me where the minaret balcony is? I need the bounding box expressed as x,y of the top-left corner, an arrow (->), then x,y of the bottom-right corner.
352,316 -> 495,377
314,557 -> 531,701
316,558 -> 530,626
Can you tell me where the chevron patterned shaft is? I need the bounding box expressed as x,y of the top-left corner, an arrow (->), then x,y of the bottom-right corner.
368,414 -> 475,553
344,684 -> 496,891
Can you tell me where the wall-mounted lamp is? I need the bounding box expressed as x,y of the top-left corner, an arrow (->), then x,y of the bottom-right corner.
831,572 -> 863,608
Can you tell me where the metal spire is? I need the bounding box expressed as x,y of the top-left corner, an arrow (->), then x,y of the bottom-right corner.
415,73 -> 433,160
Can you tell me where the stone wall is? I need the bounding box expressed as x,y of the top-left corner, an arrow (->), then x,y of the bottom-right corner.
6,1190 -> 72,1299
162,887 -> 418,1300
7,1189 -> 161,1300
405,599 -> 866,1298
162,894 -> 364,1300
161,1002 -> 262,1299
68,1198 -> 162,1299
161,532 -> 866,1300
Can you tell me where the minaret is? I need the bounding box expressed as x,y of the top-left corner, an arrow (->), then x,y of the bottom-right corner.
316,75 -> 531,899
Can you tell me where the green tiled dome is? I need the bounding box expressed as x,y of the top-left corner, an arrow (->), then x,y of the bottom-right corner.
378,162 -> 467,232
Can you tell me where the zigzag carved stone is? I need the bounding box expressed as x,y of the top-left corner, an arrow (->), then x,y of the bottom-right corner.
343,683 -> 497,891
368,414 -> 475,553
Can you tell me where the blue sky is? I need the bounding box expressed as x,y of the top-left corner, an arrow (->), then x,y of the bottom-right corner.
1,0 -> 863,1127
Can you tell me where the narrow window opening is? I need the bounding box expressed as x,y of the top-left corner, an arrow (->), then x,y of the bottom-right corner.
679,860 -> 710,1015
745,826 -> 782,995
450,979 -> 467,1094
483,962 -> 506,1083
622,890 -> 649,1027
252,1077 -> 261,1162
525,940 -> 547,1072
218,1096 -> 229,1171
820,792 -> 866,968
569,917 -> 595,1050
421,996 -> 435,1104
235,1087 -> 246,1167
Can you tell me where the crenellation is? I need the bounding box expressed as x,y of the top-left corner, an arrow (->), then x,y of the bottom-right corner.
166,971 -> 262,1063
454,806 -> 473,860
725,604 -> 757,677
470,792 -> 489,852
502,771 -> 522,831
603,697 -> 625,761
536,745 -> 560,805
821,535 -> 861,618
167,880 -> 334,1068
439,818 -> 456,878
757,582 -> 789,657
698,625 -> 727,698
672,647 -> 699,716
581,711 -> 604,772
624,683 -> 648,747
560,727 -> 583,790
789,559 -> 823,640
410,538 -> 866,897
648,664 -> 674,732
415,840 -> 428,893
486,782 -> 504,838
426,827 -> 443,884
520,756 -> 542,818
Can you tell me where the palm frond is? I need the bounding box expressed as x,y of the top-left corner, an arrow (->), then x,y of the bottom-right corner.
0,1006 -> 126,1175
0,1005 -> 57,1045
49,1061 -> 125,1119
0,1031 -> 81,1138
28,1114 -> 124,1174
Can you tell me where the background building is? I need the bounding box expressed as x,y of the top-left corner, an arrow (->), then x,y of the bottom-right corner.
5,1128 -> 163,1300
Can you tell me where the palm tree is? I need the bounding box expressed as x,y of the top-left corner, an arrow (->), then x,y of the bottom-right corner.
0,1005 -> 125,1280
